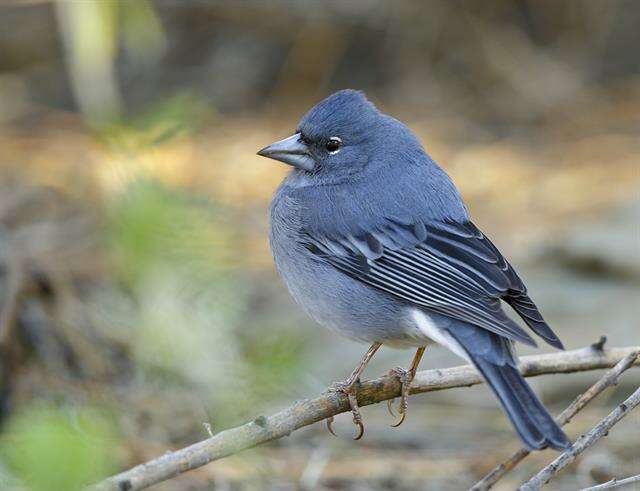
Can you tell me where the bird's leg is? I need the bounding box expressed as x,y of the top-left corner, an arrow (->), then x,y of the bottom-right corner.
387,346 -> 426,427
326,341 -> 382,440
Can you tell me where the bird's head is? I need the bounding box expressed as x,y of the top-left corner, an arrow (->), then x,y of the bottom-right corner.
258,90 -> 420,183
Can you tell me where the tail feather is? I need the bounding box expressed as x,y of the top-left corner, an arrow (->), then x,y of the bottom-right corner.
474,357 -> 570,451
446,322 -> 571,451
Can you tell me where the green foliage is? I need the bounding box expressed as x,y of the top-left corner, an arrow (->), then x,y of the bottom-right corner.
130,93 -> 212,145
102,180 -> 306,426
0,406 -> 119,491
97,92 -> 212,148
244,328 -> 307,400
106,179 -> 234,286
103,180 -> 249,393
118,0 -> 166,64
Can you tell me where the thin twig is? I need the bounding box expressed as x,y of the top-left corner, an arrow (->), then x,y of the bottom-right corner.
580,474 -> 640,491
518,386 -> 640,491
470,349 -> 640,490
590,336 -> 608,352
0,257 -> 24,348
88,346 -> 639,491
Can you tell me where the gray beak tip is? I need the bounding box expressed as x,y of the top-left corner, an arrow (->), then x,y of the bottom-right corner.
255,133 -> 316,171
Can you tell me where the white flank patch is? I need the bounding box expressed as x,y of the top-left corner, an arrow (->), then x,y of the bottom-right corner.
411,309 -> 470,362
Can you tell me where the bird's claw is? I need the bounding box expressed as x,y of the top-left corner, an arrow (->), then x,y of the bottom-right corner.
326,380 -> 365,440
388,366 -> 411,427
386,398 -> 396,417
348,391 -> 365,440
326,416 -> 337,436
327,415 -> 364,440
352,419 -> 365,440
391,411 -> 406,427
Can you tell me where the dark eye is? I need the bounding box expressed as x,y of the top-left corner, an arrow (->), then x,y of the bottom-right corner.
325,137 -> 342,153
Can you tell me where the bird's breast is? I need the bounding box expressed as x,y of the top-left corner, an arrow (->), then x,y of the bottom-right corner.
268,185 -> 427,346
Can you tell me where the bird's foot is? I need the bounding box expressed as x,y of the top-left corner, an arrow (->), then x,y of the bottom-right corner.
326,379 -> 365,440
387,366 -> 414,427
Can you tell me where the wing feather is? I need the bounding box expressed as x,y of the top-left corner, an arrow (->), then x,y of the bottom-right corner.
305,219 -> 562,348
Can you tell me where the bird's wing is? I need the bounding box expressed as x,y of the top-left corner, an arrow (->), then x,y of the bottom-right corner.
302,219 -> 561,347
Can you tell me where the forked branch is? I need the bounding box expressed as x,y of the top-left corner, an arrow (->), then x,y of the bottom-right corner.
89,345 -> 639,491
519,385 -> 640,490
471,349 -> 639,490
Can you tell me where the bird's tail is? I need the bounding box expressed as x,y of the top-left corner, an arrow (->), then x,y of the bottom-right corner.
445,324 -> 571,451
472,356 -> 570,451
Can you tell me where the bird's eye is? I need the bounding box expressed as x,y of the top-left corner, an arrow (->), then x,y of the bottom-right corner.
325,137 -> 342,154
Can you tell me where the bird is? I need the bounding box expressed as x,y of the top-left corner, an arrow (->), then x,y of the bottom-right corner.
257,89 -> 570,451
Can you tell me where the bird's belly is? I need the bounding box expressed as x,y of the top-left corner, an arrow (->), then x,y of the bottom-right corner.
272,244 -> 429,347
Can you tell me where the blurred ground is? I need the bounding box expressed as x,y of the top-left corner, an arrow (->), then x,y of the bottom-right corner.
0,1 -> 638,490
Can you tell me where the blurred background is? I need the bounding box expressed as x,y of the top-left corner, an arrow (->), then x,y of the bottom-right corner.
0,1 -> 638,490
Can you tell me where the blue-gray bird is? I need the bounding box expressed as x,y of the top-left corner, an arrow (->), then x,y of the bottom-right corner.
258,89 -> 570,451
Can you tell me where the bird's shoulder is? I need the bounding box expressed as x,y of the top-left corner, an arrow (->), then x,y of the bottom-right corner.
292,158 -> 467,232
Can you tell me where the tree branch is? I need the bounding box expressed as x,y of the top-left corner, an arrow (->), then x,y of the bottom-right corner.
471,349 -> 640,490
519,385 -> 640,490
89,345 -> 639,491
580,474 -> 640,491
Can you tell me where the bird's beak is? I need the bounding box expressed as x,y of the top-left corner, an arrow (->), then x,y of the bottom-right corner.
257,133 -> 316,171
